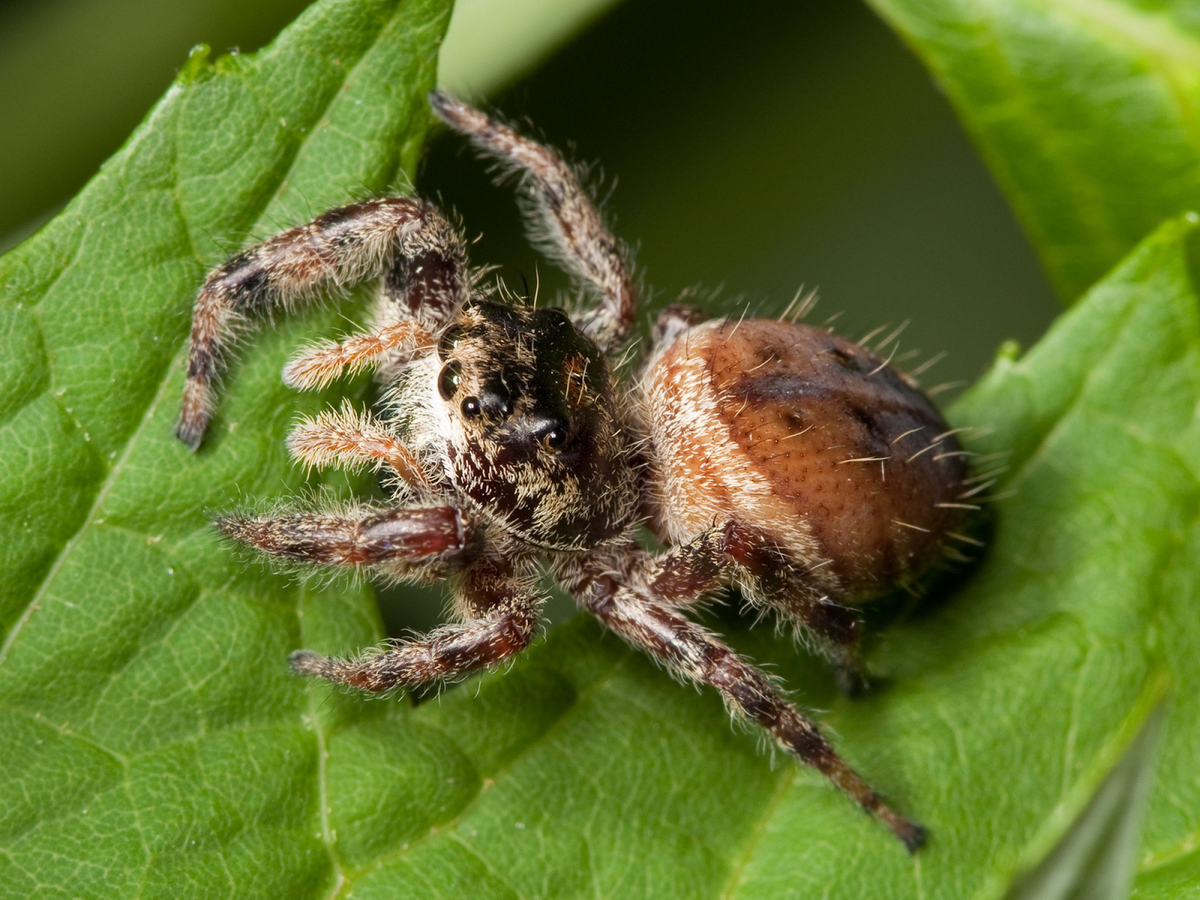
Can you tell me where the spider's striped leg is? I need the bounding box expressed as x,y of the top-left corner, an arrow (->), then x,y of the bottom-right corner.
636,523 -> 869,694
719,522 -> 869,696
178,197 -> 467,449
217,505 -> 479,578
429,90 -> 636,352
282,320 -> 435,393
565,548 -> 925,853
291,562 -> 543,693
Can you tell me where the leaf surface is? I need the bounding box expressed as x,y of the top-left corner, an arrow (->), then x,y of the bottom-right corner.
3,2 -> 1200,898
0,0 -> 449,895
865,0 -> 1200,302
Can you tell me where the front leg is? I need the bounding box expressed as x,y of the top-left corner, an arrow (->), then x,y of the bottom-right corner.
290,562 -> 543,693
572,565 -> 925,853
286,402 -> 432,496
217,505 -> 479,579
177,196 -> 467,449
430,91 -> 637,352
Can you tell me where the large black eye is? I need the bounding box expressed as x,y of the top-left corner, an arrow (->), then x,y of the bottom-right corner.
461,397 -> 482,419
534,417 -> 570,451
437,362 -> 462,400
438,325 -> 465,360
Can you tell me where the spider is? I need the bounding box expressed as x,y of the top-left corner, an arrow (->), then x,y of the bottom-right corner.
177,91 -> 972,853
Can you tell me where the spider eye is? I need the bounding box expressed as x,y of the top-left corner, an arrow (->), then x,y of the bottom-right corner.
438,362 -> 462,400
534,418 -> 570,451
438,325 -> 465,360
461,396 -> 482,419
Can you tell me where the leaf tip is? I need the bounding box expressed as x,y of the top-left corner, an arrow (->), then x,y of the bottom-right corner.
995,339 -> 1022,365
1155,212 -> 1199,244
178,44 -> 213,83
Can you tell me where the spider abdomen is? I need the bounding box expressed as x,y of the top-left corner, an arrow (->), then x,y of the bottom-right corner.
642,317 -> 968,600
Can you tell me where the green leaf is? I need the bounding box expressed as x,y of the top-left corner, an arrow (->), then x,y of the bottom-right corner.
0,0 -> 450,895
1004,696 -> 1165,900
864,0 -> 1200,303
717,218 -> 1200,898
4,3 -> 1200,899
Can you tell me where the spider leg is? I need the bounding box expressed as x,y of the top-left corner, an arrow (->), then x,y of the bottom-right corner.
290,562 -> 542,693
429,90 -> 636,353
283,320 -> 434,392
287,402 -> 431,494
572,562 -> 925,853
648,522 -> 869,695
217,505 -> 478,577
178,197 -> 467,449
721,522 -> 870,696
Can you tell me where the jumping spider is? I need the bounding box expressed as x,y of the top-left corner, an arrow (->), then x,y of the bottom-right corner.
177,91 -> 972,852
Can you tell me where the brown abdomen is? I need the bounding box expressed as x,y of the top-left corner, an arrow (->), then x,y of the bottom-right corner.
641,318 -> 968,600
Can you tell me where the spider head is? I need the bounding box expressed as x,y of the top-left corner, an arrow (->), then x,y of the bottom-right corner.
433,301 -> 637,550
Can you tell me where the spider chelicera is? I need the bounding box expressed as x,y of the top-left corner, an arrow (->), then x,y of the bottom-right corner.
177,91 -> 977,852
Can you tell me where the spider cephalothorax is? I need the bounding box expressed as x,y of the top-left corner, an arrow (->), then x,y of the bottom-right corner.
421,300 -> 638,550
178,90 -> 978,853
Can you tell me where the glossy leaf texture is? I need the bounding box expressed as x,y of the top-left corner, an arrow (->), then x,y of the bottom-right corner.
717,218 -> 1200,899
1004,701 -> 1165,900
865,0 -> 1200,303
0,0 -> 450,895
4,3 -> 1200,900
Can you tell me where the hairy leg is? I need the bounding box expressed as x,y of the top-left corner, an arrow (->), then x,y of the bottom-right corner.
217,505 -> 478,575
429,91 -> 636,352
290,562 -> 542,692
573,565 -> 924,852
644,522 -> 869,694
286,402 -> 431,494
178,196 -> 467,449
720,522 -> 870,695
282,320 -> 435,392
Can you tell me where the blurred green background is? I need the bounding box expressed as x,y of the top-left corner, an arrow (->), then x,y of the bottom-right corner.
0,0 -> 1059,631
0,0 -> 1057,365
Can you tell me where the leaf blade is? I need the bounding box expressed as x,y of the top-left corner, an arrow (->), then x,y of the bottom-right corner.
865,0 -> 1200,301
4,4 -> 1200,897
0,1 -> 451,896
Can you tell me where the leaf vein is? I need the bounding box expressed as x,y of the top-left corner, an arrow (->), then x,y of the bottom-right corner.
338,652 -> 634,892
